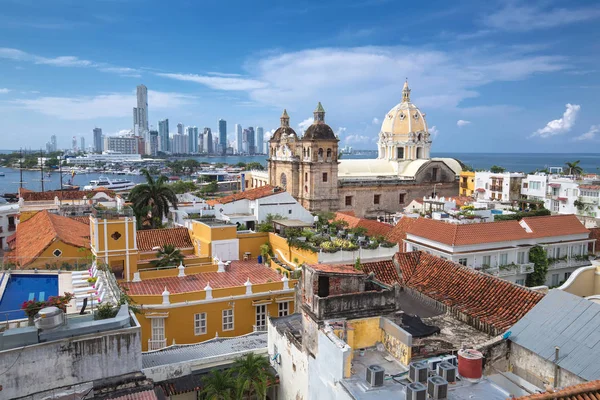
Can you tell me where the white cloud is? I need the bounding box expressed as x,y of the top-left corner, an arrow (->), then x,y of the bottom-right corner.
574,125 -> 599,141
297,117 -> 313,133
429,125 -> 439,138
264,129 -> 276,141
344,134 -> 370,144
335,127 -> 347,137
13,90 -> 195,120
98,67 -> 141,78
155,72 -> 267,91
0,88 -> 10,94
456,120 -> 471,127
484,3 -> 600,32
532,104 -> 580,138
206,72 -> 243,77
372,117 -> 380,125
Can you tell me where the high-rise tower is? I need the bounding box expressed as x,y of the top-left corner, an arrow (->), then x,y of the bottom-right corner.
158,119 -> 169,153
256,127 -> 264,155
133,84 -> 149,136
93,128 -> 103,153
235,124 -> 243,154
218,119 -> 227,155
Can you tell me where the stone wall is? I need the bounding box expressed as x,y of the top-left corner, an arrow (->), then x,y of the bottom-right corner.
313,289 -> 397,320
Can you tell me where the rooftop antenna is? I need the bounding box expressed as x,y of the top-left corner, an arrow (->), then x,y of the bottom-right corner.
40,148 -> 45,192
14,148 -> 28,190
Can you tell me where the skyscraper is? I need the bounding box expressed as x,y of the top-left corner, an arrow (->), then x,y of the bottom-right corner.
149,130 -> 159,156
50,135 -> 57,152
93,128 -> 103,153
177,123 -> 184,135
173,134 -> 186,154
203,128 -> 213,154
158,119 -> 169,153
80,137 -> 85,152
256,127 -> 264,155
235,124 -> 243,154
242,128 -> 250,153
133,84 -> 149,137
218,119 -> 227,155
186,126 -> 198,154
247,126 -> 256,154
72,136 -> 78,151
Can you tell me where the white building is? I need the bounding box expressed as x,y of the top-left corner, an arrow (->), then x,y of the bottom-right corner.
474,171 -> 525,202
0,203 -> 18,250
404,214 -> 595,286
208,185 -> 314,230
67,152 -> 142,165
236,124 -> 243,154
172,133 -> 187,154
104,135 -> 137,154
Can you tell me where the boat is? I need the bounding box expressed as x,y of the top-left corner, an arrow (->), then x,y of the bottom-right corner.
0,172 -> 5,177
83,176 -> 137,191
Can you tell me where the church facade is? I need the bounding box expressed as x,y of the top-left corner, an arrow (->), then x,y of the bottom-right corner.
263,82 -> 461,218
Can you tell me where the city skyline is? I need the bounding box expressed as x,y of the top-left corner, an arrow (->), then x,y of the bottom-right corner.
1,1 -> 599,152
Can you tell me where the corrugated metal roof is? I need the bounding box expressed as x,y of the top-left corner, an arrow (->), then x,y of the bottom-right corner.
141,332 -> 267,369
509,289 -> 600,381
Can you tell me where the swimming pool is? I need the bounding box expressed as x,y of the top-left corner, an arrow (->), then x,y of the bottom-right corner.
0,274 -> 58,320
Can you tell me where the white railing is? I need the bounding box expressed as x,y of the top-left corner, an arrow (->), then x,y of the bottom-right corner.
548,258 -> 591,270
148,339 -> 166,351
253,325 -> 267,332
519,263 -> 535,274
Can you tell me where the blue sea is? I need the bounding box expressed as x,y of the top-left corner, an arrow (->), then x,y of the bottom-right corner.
0,152 -> 597,194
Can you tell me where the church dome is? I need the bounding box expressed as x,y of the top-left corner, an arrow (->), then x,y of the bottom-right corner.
271,109 -> 298,142
380,81 -> 428,137
302,102 -> 338,141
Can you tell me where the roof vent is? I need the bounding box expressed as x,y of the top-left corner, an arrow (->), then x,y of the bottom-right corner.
405,382 -> 426,400
427,376 -> 448,400
409,361 -> 428,383
365,364 -> 384,387
34,306 -> 65,330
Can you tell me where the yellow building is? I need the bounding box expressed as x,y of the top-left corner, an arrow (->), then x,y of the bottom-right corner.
459,170 -> 475,196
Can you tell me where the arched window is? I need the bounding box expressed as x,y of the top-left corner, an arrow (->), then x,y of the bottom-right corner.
303,148 -> 306,158
305,185 -> 308,193
417,133 -> 422,142
280,173 -> 287,190
318,148 -> 324,160
326,148 -> 332,160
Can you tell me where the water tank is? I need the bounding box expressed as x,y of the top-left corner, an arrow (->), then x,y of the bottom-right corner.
409,361 -> 428,383
457,349 -> 483,381
34,306 -> 65,330
405,382 -> 427,400
366,364 -> 384,387
427,376 -> 448,399
437,361 -> 457,383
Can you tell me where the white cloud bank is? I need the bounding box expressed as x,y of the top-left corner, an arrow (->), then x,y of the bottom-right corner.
531,104 -> 580,138
0,88 -> 10,94
574,125 -> 599,141
456,120 -> 471,127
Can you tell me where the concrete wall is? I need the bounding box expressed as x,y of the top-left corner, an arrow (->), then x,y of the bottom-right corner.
257,192 -> 314,224
268,320 -> 309,400
307,328 -> 352,400
0,320 -> 142,399
510,343 -> 585,388
559,263 -> 600,297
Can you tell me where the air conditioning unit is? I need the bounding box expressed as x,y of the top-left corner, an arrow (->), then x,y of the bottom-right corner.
408,361 -> 428,383
427,356 -> 443,371
441,355 -> 457,366
405,382 -> 427,400
366,364 -> 384,387
437,361 -> 457,383
427,376 -> 449,400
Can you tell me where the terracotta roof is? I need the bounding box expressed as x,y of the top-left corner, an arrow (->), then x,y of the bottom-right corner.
394,252 -> 543,332
69,216 -> 91,225
19,188 -> 115,201
333,212 -> 393,238
337,210 -> 356,217
206,185 -> 282,206
358,259 -> 400,285
590,228 -> 600,253
452,196 -> 472,208
123,260 -> 284,295
111,389 -> 159,400
579,185 -> 600,190
7,210 -> 90,267
476,188 -> 486,192
136,227 -> 193,252
512,380 -> 600,400
308,263 -> 365,275
385,216 -> 418,247
406,215 -> 589,246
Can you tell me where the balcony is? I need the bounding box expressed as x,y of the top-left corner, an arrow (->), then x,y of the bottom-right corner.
148,338 -> 166,351
7,224 -> 15,232
253,325 -> 267,332
519,263 -> 535,274
548,257 -> 592,270
482,263 -> 534,277
92,205 -> 134,219
490,185 -> 503,192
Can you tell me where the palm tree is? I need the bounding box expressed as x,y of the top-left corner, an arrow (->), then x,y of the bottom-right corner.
200,369 -> 238,400
129,169 -> 178,229
153,244 -> 184,268
565,160 -> 583,177
233,353 -> 274,400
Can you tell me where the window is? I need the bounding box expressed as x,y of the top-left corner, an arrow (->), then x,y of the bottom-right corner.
458,258 -> 467,266
150,318 -> 165,350
53,249 -> 63,257
482,255 -> 491,266
397,147 -> 404,159
555,247 -> 561,258
515,279 -> 525,286
432,168 -> 438,181
326,148 -> 332,159
222,309 -> 234,331
255,305 -> 267,330
564,272 -> 572,281
399,193 -> 405,204
278,302 -> 289,317
194,313 -> 207,335
305,172 -> 308,182
499,253 -> 508,265
345,196 -> 352,206
288,209 -> 292,214
552,200 -> 559,212
517,251 -> 525,264
551,274 -> 559,287
322,172 -> 328,182
374,194 -> 381,205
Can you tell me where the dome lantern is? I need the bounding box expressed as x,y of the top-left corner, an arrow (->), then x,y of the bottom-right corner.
402,79 -> 411,103
281,109 -> 290,127
314,102 -> 325,123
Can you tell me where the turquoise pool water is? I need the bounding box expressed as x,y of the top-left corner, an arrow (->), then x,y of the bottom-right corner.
0,274 -> 59,320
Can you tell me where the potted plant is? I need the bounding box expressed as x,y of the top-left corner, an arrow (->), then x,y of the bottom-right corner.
87,277 -> 98,284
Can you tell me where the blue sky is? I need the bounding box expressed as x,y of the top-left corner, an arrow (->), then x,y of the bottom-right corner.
0,0 -> 599,152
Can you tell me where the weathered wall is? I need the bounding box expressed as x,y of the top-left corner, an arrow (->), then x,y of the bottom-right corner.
307,328 -> 352,400
0,324 -> 141,399
380,317 -> 413,365
509,343 -> 585,389
268,320 -> 309,400
313,289 -> 397,320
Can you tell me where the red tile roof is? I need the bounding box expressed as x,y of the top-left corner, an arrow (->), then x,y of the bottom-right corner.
358,259 -> 400,285
333,212 -> 393,238
336,210 -> 356,217
206,185 -> 282,206
512,380 -> 600,400
69,216 -> 91,225
136,227 -> 194,252
385,216 -> 418,249
394,252 -> 543,333
309,263 -> 365,275
406,215 -> 589,246
111,390 -> 159,400
579,185 -> 600,190
19,188 -> 115,201
123,260 -> 284,295
7,210 -> 90,267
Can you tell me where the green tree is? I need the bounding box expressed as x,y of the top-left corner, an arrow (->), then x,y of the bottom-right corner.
200,181 -> 219,194
257,213 -> 285,232
233,353 -> 274,400
526,245 -> 549,287
44,158 -> 59,168
129,169 -> 178,229
167,160 -> 184,174
215,162 -> 225,168
245,162 -> 265,171
489,165 -> 505,173
235,162 -> 247,168
183,159 -> 201,174
169,180 -> 198,194
153,244 -> 185,268
565,160 -> 583,176
200,369 -> 239,400
259,243 -> 271,264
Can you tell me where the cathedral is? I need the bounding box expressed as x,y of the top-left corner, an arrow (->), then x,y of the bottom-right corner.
265,82 -> 462,218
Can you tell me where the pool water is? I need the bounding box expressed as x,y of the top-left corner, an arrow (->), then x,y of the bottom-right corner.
0,274 -> 58,320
